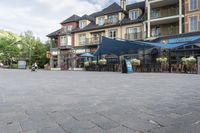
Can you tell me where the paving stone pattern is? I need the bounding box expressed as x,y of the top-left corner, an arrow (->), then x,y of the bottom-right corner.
0,69 -> 200,133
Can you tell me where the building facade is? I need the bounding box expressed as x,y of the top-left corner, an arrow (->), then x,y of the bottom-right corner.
184,0 -> 200,33
47,0 -> 200,70
47,15 -> 80,70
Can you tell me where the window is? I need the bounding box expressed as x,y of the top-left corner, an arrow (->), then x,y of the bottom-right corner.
67,25 -> 73,31
79,34 -> 86,45
129,10 -> 140,20
108,29 -> 117,39
108,14 -> 118,24
151,27 -> 160,37
190,16 -> 198,32
127,27 -> 141,39
151,9 -> 160,18
127,27 -> 141,33
98,17 -> 105,25
79,21 -> 87,29
67,35 -> 72,46
190,0 -> 198,11
60,36 -> 66,46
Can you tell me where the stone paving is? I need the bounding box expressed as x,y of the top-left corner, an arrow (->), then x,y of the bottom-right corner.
0,69 -> 200,133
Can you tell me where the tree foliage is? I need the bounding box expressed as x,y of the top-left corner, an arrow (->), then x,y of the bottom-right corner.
0,30 -> 49,68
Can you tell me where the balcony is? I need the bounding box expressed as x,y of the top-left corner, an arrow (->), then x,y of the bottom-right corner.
150,7 -> 179,19
125,32 -> 143,40
60,44 -> 72,49
79,37 -> 101,46
50,39 -> 59,49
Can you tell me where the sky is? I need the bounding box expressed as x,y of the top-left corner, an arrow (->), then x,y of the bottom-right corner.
0,0 -> 144,42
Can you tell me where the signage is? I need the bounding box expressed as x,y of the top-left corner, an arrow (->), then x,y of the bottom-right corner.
160,35 -> 200,44
125,59 -> 133,73
18,61 -> 26,69
198,57 -> 200,74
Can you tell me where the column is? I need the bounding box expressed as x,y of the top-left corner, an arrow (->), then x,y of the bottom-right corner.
147,2 -> 151,38
179,0 -> 183,34
57,51 -> 61,69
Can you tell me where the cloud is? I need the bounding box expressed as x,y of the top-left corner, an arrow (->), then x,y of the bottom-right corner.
0,0 -> 144,42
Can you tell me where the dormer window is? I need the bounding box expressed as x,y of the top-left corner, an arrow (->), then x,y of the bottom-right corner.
129,10 -> 140,20
108,14 -> 118,24
79,20 -> 87,29
98,17 -> 105,26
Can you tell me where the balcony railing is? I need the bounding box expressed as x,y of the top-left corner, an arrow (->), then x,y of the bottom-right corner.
78,37 -> 101,46
125,32 -> 143,40
151,7 -> 179,19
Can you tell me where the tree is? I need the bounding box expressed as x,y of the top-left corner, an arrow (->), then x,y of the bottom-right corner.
0,29 -> 49,68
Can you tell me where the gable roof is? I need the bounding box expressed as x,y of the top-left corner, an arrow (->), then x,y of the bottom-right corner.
126,1 -> 145,11
79,14 -> 94,21
47,29 -> 60,37
61,14 -> 80,24
97,2 -> 124,16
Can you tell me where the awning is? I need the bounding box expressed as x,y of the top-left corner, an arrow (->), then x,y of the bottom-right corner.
80,53 -> 94,57
94,37 -> 200,56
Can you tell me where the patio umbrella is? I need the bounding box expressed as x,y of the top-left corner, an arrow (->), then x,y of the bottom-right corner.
80,53 -> 94,57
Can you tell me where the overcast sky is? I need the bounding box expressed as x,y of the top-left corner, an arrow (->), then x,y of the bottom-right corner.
0,0 -> 143,42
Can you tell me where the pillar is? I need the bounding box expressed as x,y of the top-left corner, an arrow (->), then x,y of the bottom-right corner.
179,0 -> 183,34
147,2 -> 151,38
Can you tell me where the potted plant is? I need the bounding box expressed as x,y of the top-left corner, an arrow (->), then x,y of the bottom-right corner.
99,58 -> 107,65
131,59 -> 140,71
156,57 -> 168,72
181,56 -> 196,73
84,61 -> 90,67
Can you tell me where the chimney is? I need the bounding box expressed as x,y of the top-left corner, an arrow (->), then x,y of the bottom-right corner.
120,0 -> 126,10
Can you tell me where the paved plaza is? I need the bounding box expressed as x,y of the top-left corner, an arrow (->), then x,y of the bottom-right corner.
0,69 -> 200,133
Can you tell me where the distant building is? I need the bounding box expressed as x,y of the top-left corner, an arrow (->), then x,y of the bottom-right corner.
47,0 -> 200,70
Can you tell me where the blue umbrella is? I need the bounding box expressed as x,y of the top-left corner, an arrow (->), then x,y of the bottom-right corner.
80,53 -> 94,57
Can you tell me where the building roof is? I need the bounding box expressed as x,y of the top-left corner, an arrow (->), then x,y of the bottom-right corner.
72,2 -> 145,33
97,2 -> 124,16
126,1 -> 145,11
61,14 -> 80,24
79,14 -> 94,21
47,29 -> 61,37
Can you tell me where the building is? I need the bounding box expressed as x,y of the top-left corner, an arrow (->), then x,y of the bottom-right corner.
47,15 -> 80,70
145,0 -> 184,39
184,0 -> 200,33
47,0 -> 200,70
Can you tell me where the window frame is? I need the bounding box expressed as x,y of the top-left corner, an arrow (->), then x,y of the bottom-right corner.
79,20 -> 87,29
108,29 -> 118,39
189,15 -> 198,32
129,9 -> 140,20
98,17 -> 105,25
78,34 -> 86,45
189,0 -> 198,11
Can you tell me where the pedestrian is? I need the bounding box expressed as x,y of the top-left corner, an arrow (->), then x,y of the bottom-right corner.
34,62 -> 38,69
0,62 -> 3,68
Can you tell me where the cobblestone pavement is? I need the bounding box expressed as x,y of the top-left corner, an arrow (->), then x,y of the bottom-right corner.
0,69 -> 200,133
